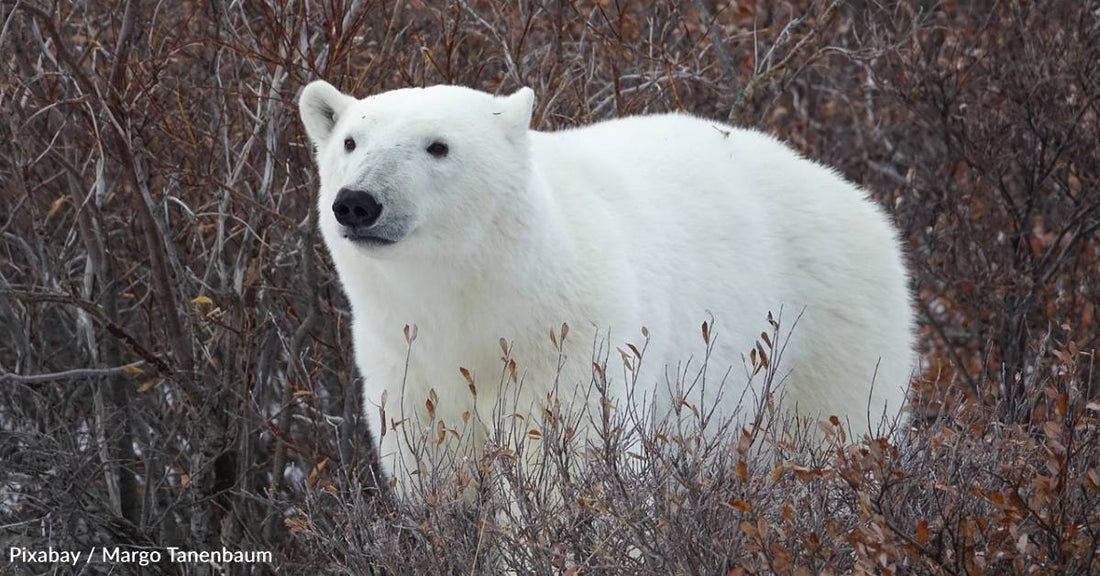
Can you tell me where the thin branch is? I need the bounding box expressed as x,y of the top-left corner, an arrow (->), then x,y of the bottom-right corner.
920,298 -> 979,397
692,0 -> 738,93
0,362 -> 146,384
729,0 -> 841,123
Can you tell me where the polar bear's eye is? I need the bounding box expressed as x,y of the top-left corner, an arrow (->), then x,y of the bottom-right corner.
426,141 -> 449,158
344,138 -> 356,152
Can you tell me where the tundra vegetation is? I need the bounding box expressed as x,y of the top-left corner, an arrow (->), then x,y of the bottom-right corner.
1,1 -> 1098,574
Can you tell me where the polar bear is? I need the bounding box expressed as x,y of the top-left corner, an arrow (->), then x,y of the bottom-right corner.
299,82 -> 915,488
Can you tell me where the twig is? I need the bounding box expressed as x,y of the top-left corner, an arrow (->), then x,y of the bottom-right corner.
691,0 -> 738,94
0,361 -> 146,384
263,201 -> 321,542
729,0 -> 841,123
1,290 -> 177,382
919,298 -> 979,397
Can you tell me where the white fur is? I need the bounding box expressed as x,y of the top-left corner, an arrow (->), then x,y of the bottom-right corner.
299,82 -> 916,486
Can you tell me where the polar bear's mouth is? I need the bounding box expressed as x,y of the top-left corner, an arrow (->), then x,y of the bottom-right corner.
343,230 -> 397,247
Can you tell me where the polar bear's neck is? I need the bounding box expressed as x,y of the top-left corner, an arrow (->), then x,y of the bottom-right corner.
350,167 -> 585,338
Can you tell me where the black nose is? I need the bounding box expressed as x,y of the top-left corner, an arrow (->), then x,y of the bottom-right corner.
332,188 -> 382,228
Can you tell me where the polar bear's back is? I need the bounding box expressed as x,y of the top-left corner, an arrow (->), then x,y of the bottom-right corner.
532,113 -> 914,433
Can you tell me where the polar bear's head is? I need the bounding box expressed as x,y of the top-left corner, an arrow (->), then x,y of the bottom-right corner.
299,82 -> 534,259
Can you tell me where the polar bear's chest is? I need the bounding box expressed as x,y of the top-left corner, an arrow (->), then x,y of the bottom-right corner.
352,307 -> 600,426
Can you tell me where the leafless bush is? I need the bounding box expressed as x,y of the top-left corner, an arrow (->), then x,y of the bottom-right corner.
857,0 -> 1100,423
292,340 -> 1099,575
1,0 -> 1097,574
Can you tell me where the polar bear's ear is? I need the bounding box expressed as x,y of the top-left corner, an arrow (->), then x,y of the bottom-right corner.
299,80 -> 356,147
500,87 -> 535,134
